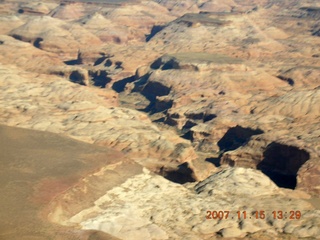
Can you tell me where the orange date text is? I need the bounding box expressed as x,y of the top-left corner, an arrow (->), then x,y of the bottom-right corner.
206,210 -> 302,220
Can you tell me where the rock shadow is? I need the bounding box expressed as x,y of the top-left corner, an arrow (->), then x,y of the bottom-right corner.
69,70 -> 87,85
131,76 -> 172,113
89,70 -> 111,88
64,59 -> 80,65
204,126 -> 263,168
145,25 -> 165,42
277,75 -> 295,86
205,157 -> 221,167
160,162 -> 196,184
112,75 -> 135,93
218,126 -> 264,152
257,142 -> 310,189
33,37 -> 43,48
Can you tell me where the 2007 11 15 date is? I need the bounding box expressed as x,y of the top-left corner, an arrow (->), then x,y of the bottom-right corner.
206,210 -> 302,220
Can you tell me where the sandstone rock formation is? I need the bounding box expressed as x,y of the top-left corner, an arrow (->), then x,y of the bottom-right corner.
9,15 -> 102,55
58,167 -> 320,239
0,64 -> 197,177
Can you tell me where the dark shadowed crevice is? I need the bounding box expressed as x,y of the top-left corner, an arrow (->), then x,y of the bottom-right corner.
184,112 -> 217,123
277,75 -> 295,86
161,59 -> 178,70
141,79 -> 171,100
105,59 -> 113,67
257,142 -> 310,189
112,75 -> 135,93
181,130 -> 193,141
180,120 -> 197,140
160,162 -> 196,184
33,37 -> 43,48
94,56 -> 107,66
182,120 -> 197,130
185,112 -> 204,120
259,168 -> 297,189
152,117 -> 165,123
64,59 -> 80,65
150,57 -> 179,70
218,126 -> 264,152
164,115 -> 179,127
154,99 -> 173,113
10,35 -> 44,49
203,113 -> 217,122
205,126 -> 263,167
145,25 -> 165,42
89,70 -> 111,88
115,61 -> 123,70
205,157 -> 221,167
140,81 -> 172,113
69,70 -> 86,85
10,34 -> 23,41
124,73 -> 150,99
150,58 -> 163,69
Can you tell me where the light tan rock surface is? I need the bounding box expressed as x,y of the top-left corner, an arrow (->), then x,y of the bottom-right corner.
9,15 -> 102,54
60,167 -> 320,239
0,64 -> 197,174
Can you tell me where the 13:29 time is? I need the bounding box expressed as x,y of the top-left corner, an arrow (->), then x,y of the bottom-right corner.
272,210 -> 301,219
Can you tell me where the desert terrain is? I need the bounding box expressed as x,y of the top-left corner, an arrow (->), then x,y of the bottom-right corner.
0,0 -> 319,239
